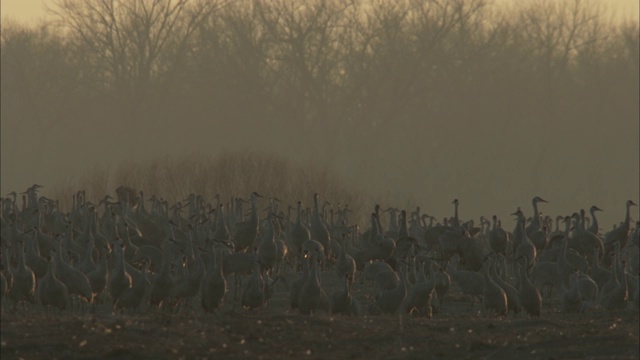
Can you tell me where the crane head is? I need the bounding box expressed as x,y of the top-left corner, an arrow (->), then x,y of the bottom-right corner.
532,196 -> 547,203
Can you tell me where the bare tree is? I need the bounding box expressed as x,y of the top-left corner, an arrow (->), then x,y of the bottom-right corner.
49,0 -> 225,119
254,0 -> 350,128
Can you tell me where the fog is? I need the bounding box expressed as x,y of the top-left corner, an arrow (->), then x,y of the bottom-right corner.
1,0 -> 638,226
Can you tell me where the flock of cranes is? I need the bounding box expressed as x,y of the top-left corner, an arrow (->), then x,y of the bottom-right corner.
0,184 -> 638,320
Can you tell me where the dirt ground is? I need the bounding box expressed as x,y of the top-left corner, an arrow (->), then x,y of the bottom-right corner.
2,272 -> 639,360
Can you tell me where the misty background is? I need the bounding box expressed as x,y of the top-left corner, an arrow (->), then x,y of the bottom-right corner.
1,0 -> 638,226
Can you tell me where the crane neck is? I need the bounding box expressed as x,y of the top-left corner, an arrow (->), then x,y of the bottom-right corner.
531,201 -> 541,227
398,212 -> 409,238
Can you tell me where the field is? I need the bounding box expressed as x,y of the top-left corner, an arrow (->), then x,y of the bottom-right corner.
2,271 -> 638,360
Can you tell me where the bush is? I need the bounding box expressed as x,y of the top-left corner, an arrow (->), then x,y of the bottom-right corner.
50,150 -> 390,225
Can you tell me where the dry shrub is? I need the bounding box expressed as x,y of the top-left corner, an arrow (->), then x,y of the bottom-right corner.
50,150 -> 387,222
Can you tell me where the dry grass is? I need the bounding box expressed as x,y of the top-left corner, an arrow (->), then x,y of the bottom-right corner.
50,150 -> 393,223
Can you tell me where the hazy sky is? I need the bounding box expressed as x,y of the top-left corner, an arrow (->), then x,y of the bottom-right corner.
1,0 -> 638,228
2,0 -> 639,24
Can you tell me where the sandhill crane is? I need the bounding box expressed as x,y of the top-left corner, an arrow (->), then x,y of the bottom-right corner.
555,234 -> 578,288
489,215 -> 509,257
78,237 -> 98,276
629,248 -> 639,280
222,249 -> 258,301
383,207 -> 400,239
25,229 -> 48,279
447,255 -> 483,309
456,232 -> 485,272
55,238 -> 94,304
301,239 -> 325,262
404,267 -> 436,317
148,239 -> 176,309
241,259 -> 266,310
406,255 -> 418,284
232,192 -> 261,252
633,277 -> 640,308
109,239 -> 132,306
201,247 -> 227,313
116,185 -> 137,209
369,204 -> 384,237
599,240 -> 624,297
629,221 -> 640,249
116,260 -> 151,312
362,260 -> 395,287
310,193 -> 332,260
600,252 -> 629,311
513,209 -> 537,269
289,250 -> 310,311
133,245 -> 163,270
525,197 -> 547,236
211,203 -> 231,244
4,185 -> 639,322
263,271 -> 281,305
490,254 -> 520,316
478,216 -> 491,243
411,212 -> 429,242
587,206 -> 603,235
569,212 -> 604,258
603,200 -> 637,262
374,261 -> 408,315
298,251 -> 329,315
0,263 -> 7,299
121,223 -> 140,264
364,213 -> 396,262
172,252 -> 205,311
273,233 -> 289,273
433,265 -> 451,308
8,240 -> 36,310
413,259 -> 428,284
482,257 -> 507,317
331,273 -> 354,315
517,259 -> 541,317
0,264 -> 7,311
289,201 -> 311,259
532,231 -> 578,300
335,233 -> 356,285
451,199 -> 461,229
257,213 -> 278,272
577,273 -> 598,303
438,225 -> 466,263
86,246 -> 108,301
373,269 -> 400,294
38,250 -> 69,311
530,256 -> 562,303
394,210 -> 419,261
562,272 -> 583,313
589,246 -> 610,290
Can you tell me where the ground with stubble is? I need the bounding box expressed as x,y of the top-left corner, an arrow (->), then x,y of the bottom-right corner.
2,272 -> 638,360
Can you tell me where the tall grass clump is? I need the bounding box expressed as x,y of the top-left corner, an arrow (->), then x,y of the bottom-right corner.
51,150 -> 381,222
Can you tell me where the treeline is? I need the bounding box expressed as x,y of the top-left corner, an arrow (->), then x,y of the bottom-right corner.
1,0 -> 638,219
